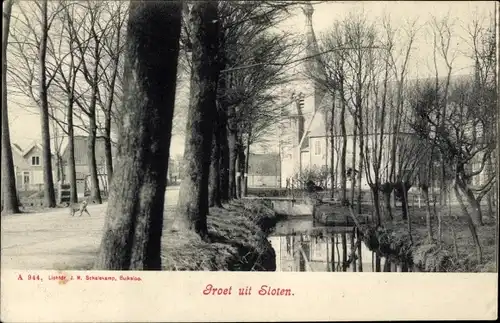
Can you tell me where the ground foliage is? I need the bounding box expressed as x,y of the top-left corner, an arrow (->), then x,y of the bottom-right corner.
357,207 -> 497,272
163,199 -> 277,271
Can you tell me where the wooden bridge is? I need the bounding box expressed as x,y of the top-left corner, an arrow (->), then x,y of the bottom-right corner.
244,196 -> 372,226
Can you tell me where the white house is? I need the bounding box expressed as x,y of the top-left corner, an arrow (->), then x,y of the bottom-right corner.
11,142 -> 56,191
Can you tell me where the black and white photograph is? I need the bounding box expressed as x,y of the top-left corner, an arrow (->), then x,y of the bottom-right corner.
1,0 -> 498,321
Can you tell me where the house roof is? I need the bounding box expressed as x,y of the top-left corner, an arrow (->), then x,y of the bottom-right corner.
11,141 -> 54,158
247,153 -> 281,176
62,136 -> 116,165
21,142 -> 45,157
12,144 -> 23,155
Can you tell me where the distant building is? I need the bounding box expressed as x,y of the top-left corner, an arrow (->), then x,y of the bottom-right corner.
11,142 -> 56,191
247,153 -> 281,188
61,136 -> 116,196
278,4 -> 489,192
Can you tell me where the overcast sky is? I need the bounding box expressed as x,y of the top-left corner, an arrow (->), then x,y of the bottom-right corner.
6,1 -> 496,157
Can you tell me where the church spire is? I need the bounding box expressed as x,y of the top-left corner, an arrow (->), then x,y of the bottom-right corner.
302,3 -> 321,77
300,3 -> 324,113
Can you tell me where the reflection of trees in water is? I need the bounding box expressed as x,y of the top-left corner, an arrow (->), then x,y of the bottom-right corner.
279,230 -> 382,272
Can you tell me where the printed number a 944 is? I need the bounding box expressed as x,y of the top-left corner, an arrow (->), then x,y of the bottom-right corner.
28,274 -> 41,280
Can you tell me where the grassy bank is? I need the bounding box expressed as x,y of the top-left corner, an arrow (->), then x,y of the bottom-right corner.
162,199 -> 279,271
358,206 -> 497,272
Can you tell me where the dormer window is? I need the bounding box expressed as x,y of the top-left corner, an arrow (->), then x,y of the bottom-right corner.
31,156 -> 40,166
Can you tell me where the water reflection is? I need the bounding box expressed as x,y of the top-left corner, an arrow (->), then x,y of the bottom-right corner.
270,217 -> 405,272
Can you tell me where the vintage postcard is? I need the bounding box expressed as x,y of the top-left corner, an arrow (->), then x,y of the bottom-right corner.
1,0 -> 498,321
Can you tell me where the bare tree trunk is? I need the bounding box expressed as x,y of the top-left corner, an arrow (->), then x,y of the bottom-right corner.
459,181 -> 484,226
330,99 -> 335,199
39,0 -> 56,208
454,184 -> 483,263
208,132 -> 221,207
102,20 -> 123,187
237,143 -> 245,198
67,114 -> 78,204
104,115 -> 114,186
339,90 -> 348,205
350,124 -> 357,206
1,0 -> 20,214
421,185 -> 433,242
227,126 -> 237,199
243,135 -> 251,197
95,0 -> 182,270
176,1 -> 220,240
87,120 -> 102,203
219,117 -> 230,202
381,183 -> 393,220
357,123 -> 364,214
371,185 -> 382,226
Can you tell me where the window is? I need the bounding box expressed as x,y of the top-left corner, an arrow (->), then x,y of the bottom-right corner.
23,172 -> 30,184
314,140 -> 321,156
31,156 -> 40,166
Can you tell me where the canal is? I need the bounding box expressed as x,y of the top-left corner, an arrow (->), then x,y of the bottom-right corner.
269,215 -> 409,272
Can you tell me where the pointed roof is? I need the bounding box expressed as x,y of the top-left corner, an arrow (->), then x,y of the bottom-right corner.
21,142 -> 45,157
301,3 -> 323,82
12,143 -> 23,155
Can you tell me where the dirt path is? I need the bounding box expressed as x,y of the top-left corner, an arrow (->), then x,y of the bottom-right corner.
1,187 -> 180,269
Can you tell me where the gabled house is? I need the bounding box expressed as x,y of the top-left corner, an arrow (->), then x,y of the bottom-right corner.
61,136 -> 116,196
11,142 -> 56,191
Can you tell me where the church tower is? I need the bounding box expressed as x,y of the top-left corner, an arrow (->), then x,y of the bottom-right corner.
279,3 -> 327,186
301,3 -> 325,115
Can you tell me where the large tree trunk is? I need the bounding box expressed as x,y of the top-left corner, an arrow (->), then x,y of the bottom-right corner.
95,0 -> 181,270
176,2 -> 220,240
1,0 -> 20,214
218,108 -> 230,203
381,183 -> 393,220
216,52 -> 230,203
227,126 -> 237,199
208,130 -> 221,208
87,120 -> 102,203
86,18 -> 103,204
395,181 -> 411,220
66,108 -> 78,203
39,0 -> 56,208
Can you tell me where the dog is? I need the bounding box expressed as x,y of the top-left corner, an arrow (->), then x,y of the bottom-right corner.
69,200 -> 90,217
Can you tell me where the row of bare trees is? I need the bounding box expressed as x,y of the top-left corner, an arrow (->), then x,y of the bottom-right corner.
2,0 -> 129,212
95,1 -> 309,268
